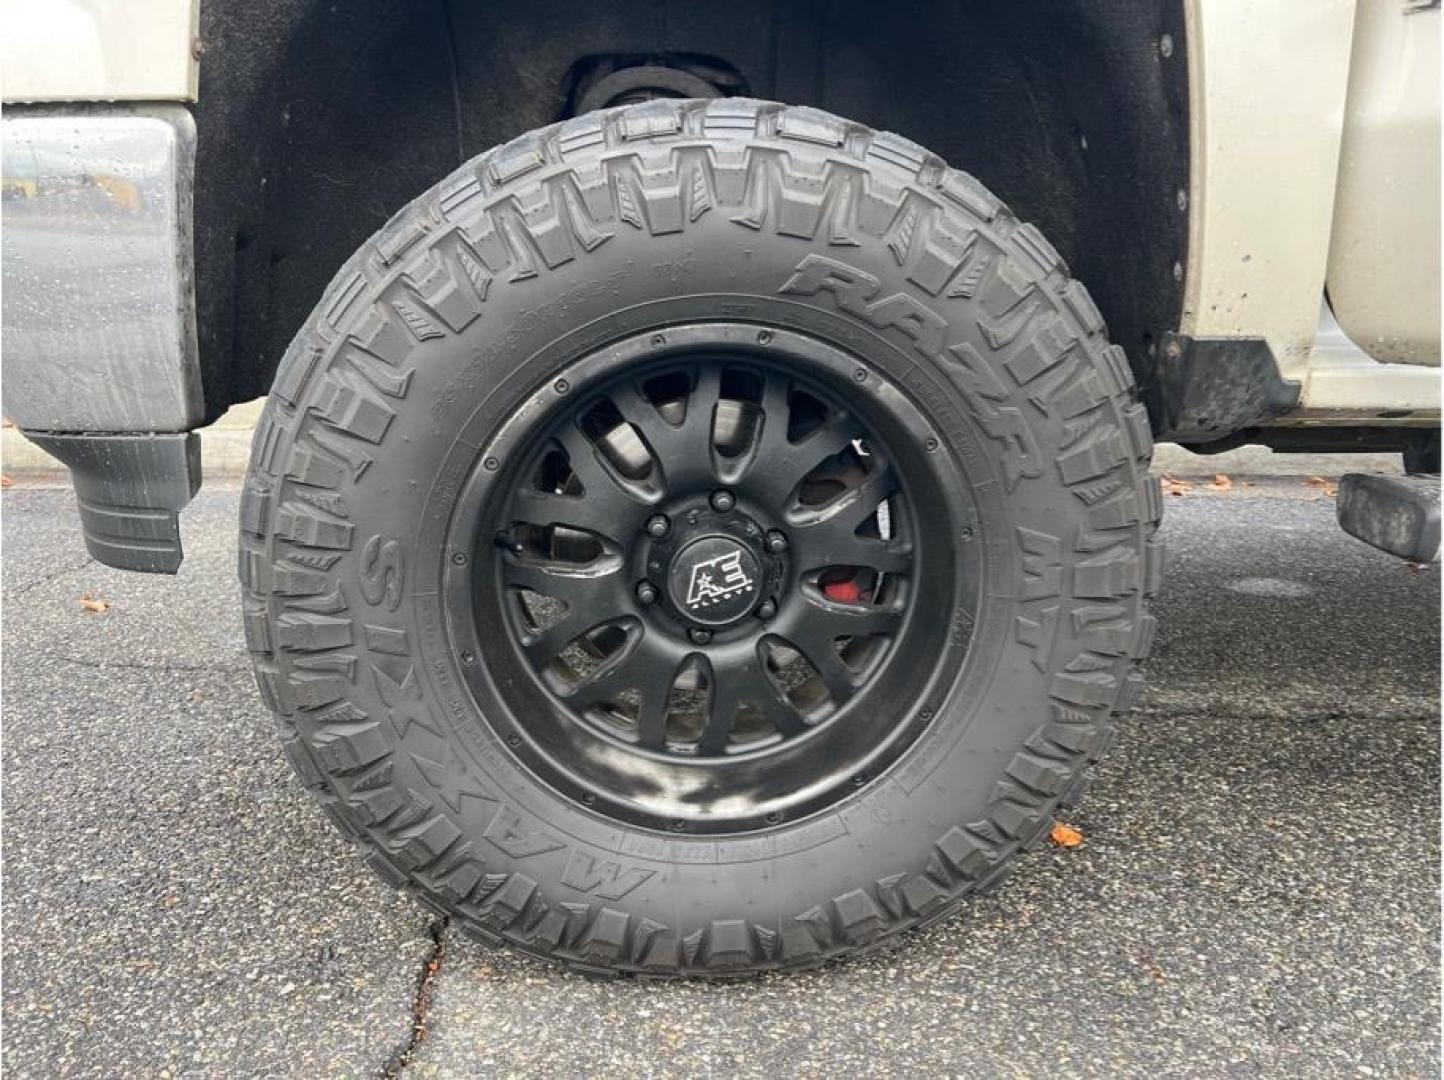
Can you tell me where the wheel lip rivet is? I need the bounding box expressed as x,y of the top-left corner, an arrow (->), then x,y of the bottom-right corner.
554,378 -> 571,394
452,551 -> 469,566
765,811 -> 783,825
646,514 -> 671,539
669,819 -> 687,832
460,650 -> 476,664
924,436 -> 939,452
709,489 -> 736,513
483,456 -> 500,472
852,368 -> 868,383
635,581 -> 659,605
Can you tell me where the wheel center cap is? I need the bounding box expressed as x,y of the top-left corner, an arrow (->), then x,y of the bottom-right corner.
667,535 -> 762,626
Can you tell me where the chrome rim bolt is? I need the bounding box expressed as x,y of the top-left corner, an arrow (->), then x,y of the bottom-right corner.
646,514 -> 670,539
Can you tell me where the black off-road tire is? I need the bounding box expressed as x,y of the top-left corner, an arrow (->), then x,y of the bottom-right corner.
239,99 -> 1161,976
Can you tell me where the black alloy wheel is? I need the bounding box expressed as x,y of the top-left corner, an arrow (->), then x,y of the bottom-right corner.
450,327 -> 976,832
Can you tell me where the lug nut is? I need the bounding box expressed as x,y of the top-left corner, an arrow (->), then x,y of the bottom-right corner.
765,530 -> 788,554
646,514 -> 670,539
688,628 -> 714,645
756,598 -> 777,620
710,489 -> 736,513
635,581 -> 658,606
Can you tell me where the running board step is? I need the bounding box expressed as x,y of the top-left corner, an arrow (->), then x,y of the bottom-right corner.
1336,473 -> 1440,562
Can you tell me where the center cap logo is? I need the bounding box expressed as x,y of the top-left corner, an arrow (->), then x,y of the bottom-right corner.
668,536 -> 761,626
686,549 -> 752,607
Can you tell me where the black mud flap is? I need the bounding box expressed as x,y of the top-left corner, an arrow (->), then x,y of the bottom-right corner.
23,432 -> 201,574
1144,334 -> 1300,443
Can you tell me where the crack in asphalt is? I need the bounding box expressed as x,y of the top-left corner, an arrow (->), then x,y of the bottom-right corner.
2,559 -> 95,601
43,653 -> 250,676
380,917 -> 450,1077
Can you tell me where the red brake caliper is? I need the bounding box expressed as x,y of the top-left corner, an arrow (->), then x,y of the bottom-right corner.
821,574 -> 865,604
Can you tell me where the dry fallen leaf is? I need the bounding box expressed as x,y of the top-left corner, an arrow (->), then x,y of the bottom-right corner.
0,474 -> 12,488
1050,821 -> 1085,848
79,595 -> 110,613
1208,473 -> 1233,491
1161,473 -> 1191,497
1304,475 -> 1330,487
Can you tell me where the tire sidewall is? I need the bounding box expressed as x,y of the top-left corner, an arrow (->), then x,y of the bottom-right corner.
246,101 -> 1153,970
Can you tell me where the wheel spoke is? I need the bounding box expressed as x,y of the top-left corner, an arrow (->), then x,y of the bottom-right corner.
503,556 -> 624,610
607,371 -> 727,493
851,539 -> 912,575
512,488 -> 622,538
503,558 -> 627,664
791,466 -> 901,549
798,593 -> 906,640
755,371 -> 793,449
517,610 -> 586,666
748,415 -> 857,503
567,633 -> 677,737
791,467 -> 911,578
554,425 -> 617,495
632,672 -> 674,750
696,651 -> 797,754
673,366 -> 727,490
608,383 -> 686,463
582,632 -> 684,750
688,365 -> 723,438
513,426 -> 654,540
757,689 -> 808,739
776,594 -> 905,708
796,530 -> 912,576
785,624 -> 859,705
566,632 -> 648,707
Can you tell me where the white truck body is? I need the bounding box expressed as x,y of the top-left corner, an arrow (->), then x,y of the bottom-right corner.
4,0 -> 1435,422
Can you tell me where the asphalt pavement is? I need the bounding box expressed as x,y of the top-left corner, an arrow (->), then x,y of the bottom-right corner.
2,473 -> 1438,1077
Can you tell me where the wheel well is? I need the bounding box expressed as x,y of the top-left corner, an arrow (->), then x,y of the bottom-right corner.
193,0 -> 1188,420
